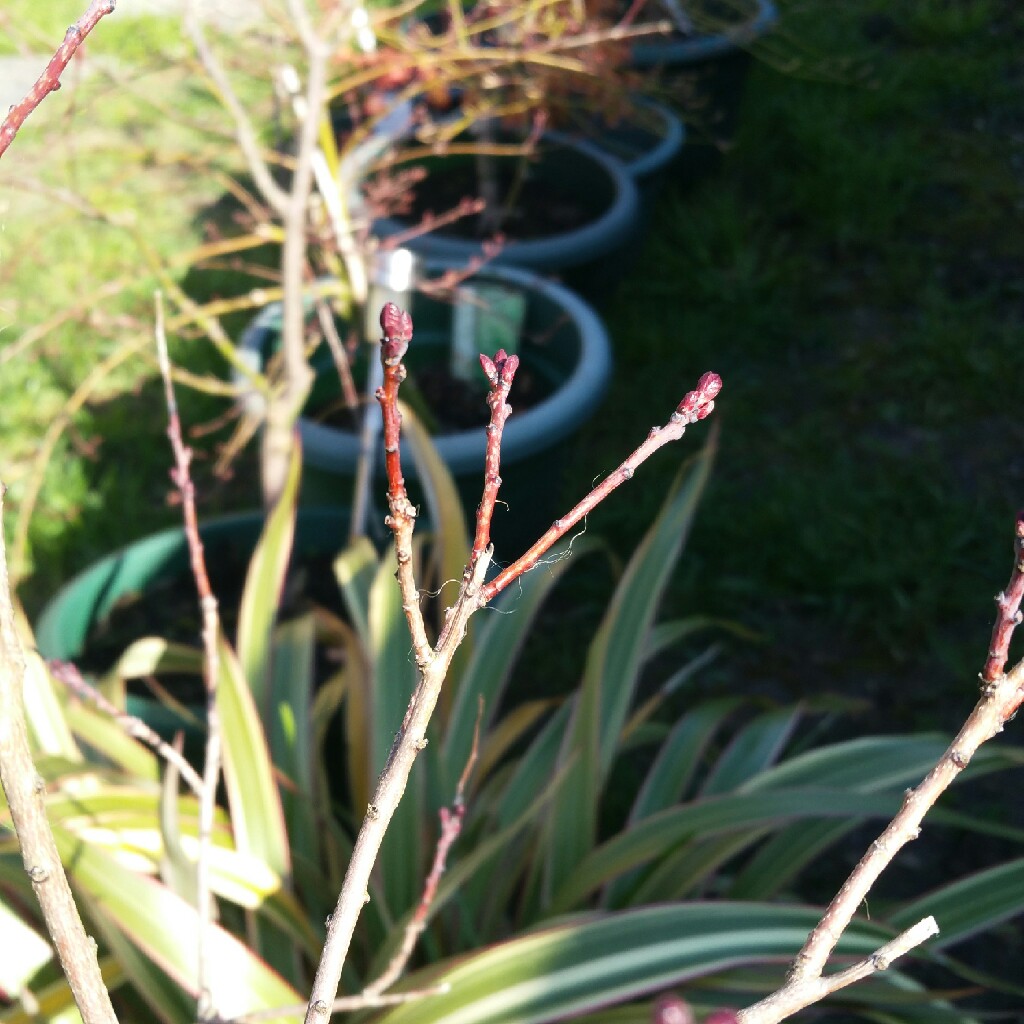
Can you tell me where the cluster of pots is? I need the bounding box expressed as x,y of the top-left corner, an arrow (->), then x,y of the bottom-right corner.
36,1 -> 777,679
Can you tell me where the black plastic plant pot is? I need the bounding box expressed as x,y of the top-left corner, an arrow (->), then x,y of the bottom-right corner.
577,95 -> 686,236
34,507 -> 351,740
236,263 -> 613,562
370,131 -> 640,303
629,0 -> 777,183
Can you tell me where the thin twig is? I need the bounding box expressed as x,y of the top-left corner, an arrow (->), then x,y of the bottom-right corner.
0,0 -> 116,159
375,197 -> 486,250
981,511 -> 1024,685
303,305 -> 721,1024
0,486 -> 119,1024
377,302 -> 432,657
481,371 -> 723,600
470,350 -> 519,564
154,293 -> 223,1022
365,699 -> 484,995
313,292 -> 360,413
183,0 -> 288,217
47,659 -> 204,797
737,513 -> 1024,1023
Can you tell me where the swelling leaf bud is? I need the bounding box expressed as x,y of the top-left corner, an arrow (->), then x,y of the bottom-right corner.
676,371 -> 723,422
380,303 -> 413,365
380,302 -> 413,342
479,353 -> 498,385
697,371 -> 723,401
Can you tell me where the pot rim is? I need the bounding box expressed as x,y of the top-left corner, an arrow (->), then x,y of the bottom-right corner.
630,0 -> 778,67
371,130 -> 640,273
612,95 -> 687,181
236,263 -> 612,477
34,507 -> 352,663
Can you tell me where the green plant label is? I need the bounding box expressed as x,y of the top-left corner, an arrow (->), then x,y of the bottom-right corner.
451,283 -> 526,386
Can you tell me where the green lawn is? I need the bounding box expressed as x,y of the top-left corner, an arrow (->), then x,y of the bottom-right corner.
563,0 -> 1024,735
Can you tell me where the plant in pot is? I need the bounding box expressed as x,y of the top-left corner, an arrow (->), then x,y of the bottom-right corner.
357,1 -> 668,300
544,88 -> 687,223
21,410 -> 1024,1023
604,0 -> 779,181
234,259 -> 612,560
151,0 -> 653,537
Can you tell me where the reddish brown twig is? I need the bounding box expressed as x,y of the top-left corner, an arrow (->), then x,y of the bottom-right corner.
0,0 -> 116,160
154,294 -> 223,1021
981,511 -> 1024,686
481,371 -> 722,601
470,350 -> 520,563
378,197 -> 487,250
377,301 -> 432,657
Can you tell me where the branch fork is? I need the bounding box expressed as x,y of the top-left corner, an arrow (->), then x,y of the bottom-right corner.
303,302 -> 721,1022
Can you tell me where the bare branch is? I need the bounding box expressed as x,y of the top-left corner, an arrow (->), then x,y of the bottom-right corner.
155,294 -> 224,1022
737,514 -> 1024,1023
981,511 -> 1024,685
739,918 -> 939,1023
365,699 -> 483,995
47,659 -> 204,797
470,350 -> 519,565
482,371 -> 723,601
183,0 -> 289,216
303,305 -> 721,1024
0,0 -> 116,159
0,485 -> 119,1024
377,302 -> 432,659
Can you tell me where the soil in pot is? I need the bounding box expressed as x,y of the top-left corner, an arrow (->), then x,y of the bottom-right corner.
309,328 -> 552,435
383,141 -> 617,242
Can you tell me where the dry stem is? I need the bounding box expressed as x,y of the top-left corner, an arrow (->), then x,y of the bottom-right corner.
155,294 -> 224,1021
0,486 -> 119,1024
47,659 -> 204,797
0,0 -> 117,159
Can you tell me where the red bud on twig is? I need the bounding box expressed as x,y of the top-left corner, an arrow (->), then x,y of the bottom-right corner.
380,301 -> 413,365
494,349 -> 518,386
652,996 -> 694,1024
676,371 -> 722,422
